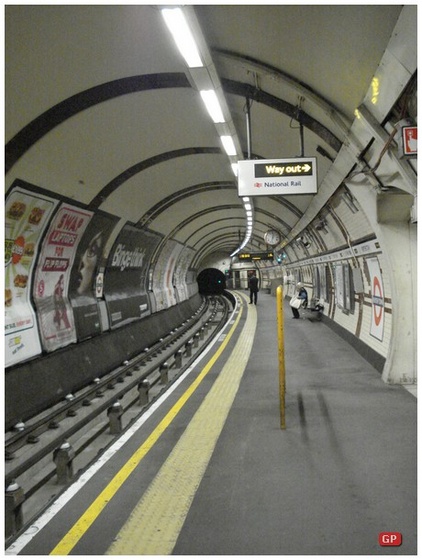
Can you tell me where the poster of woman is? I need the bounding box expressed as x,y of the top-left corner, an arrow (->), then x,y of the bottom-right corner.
68,212 -> 118,340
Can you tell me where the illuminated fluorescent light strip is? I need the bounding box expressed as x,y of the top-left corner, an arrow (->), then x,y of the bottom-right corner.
220,135 -> 237,156
162,8 -> 203,68
200,90 -> 225,123
162,6 -> 253,257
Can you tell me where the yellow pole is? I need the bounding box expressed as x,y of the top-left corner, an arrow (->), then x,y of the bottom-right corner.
276,285 -> 286,429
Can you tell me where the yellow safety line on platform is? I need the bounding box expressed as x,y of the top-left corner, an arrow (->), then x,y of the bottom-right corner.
50,293 -> 254,556
106,293 -> 256,555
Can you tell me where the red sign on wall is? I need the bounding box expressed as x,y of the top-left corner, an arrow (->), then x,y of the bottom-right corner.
403,126 -> 417,155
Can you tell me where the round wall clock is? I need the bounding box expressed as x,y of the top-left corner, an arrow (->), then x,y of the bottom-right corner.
264,229 -> 281,246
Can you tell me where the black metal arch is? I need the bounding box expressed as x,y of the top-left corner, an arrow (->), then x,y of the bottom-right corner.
137,185 -> 303,230
155,204 -> 244,251
150,200 -> 302,263
214,49 -> 349,123
183,217 -> 246,246
191,225 -> 246,249
91,149 -> 225,210
149,204 -> 245,265
174,205 -> 245,236
191,234 -> 245,267
222,78 -> 342,152
191,231 -> 269,268
137,180 -> 236,228
266,195 -> 303,218
5,73 -> 191,173
253,208 -> 292,233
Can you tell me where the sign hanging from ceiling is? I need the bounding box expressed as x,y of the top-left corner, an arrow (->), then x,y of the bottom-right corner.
238,157 -> 317,196
238,251 -> 274,261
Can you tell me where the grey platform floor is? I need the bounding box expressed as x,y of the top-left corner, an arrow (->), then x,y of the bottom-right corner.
9,291 -> 417,556
173,292 -> 417,555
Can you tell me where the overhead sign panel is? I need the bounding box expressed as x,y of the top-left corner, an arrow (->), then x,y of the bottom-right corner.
239,251 -> 274,261
238,157 -> 317,196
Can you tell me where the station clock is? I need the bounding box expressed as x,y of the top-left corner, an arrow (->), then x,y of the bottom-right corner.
264,229 -> 281,247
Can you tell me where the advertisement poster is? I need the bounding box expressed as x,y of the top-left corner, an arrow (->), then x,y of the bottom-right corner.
318,264 -> 328,301
334,263 -> 345,309
153,239 -> 182,311
173,246 -> 195,302
5,186 -> 58,366
33,204 -> 93,352
68,213 -> 119,340
104,225 -> 162,328
366,257 -> 385,341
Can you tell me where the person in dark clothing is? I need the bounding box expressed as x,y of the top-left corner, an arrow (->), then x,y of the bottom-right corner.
291,282 -> 308,318
248,272 -> 259,305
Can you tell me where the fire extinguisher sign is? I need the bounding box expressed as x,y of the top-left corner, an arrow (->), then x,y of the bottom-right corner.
402,126 -> 417,155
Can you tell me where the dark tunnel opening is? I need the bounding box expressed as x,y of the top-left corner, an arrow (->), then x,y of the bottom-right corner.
197,268 -> 226,295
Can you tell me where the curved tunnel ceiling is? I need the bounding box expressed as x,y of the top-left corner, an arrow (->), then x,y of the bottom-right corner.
5,4 -> 405,267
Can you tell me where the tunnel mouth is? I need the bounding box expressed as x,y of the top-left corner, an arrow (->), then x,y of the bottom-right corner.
197,268 -> 226,295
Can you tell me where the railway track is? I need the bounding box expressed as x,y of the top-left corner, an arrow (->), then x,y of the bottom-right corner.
5,294 -> 233,542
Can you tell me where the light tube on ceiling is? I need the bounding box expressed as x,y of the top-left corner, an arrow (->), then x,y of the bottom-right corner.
162,8 -> 203,68
220,135 -> 237,156
200,90 -> 225,123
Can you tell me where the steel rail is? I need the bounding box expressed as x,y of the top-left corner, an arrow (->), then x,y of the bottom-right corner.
5,294 -> 231,543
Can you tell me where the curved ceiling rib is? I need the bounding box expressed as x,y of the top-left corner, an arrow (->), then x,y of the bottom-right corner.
5,63 -> 334,263
184,217 -> 246,245
222,79 -> 342,152
152,212 -> 247,268
90,149 -> 224,210
197,233 -> 245,253
190,225 -> 245,248
137,181 -> 236,227
138,185 -> 303,230
253,213 -> 292,235
6,68 -> 341,186
192,235 -> 245,267
191,231 -> 271,268
158,204 -> 243,243
267,195 -> 303,218
214,49 -> 351,131
5,73 -> 191,173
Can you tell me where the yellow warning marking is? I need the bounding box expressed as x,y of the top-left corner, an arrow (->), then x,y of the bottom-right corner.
50,294 -> 251,555
107,293 -> 256,555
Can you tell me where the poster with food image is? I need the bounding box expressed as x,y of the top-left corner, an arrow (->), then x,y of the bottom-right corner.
33,204 -> 93,352
5,185 -> 58,367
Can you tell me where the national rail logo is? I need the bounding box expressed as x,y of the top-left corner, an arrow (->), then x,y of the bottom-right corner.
378,532 -> 402,547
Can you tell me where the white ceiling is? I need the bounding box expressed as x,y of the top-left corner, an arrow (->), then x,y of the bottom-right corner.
5,4 -> 405,265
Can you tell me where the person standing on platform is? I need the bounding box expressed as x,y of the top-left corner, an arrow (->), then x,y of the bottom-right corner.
248,272 -> 259,305
290,282 -> 308,318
